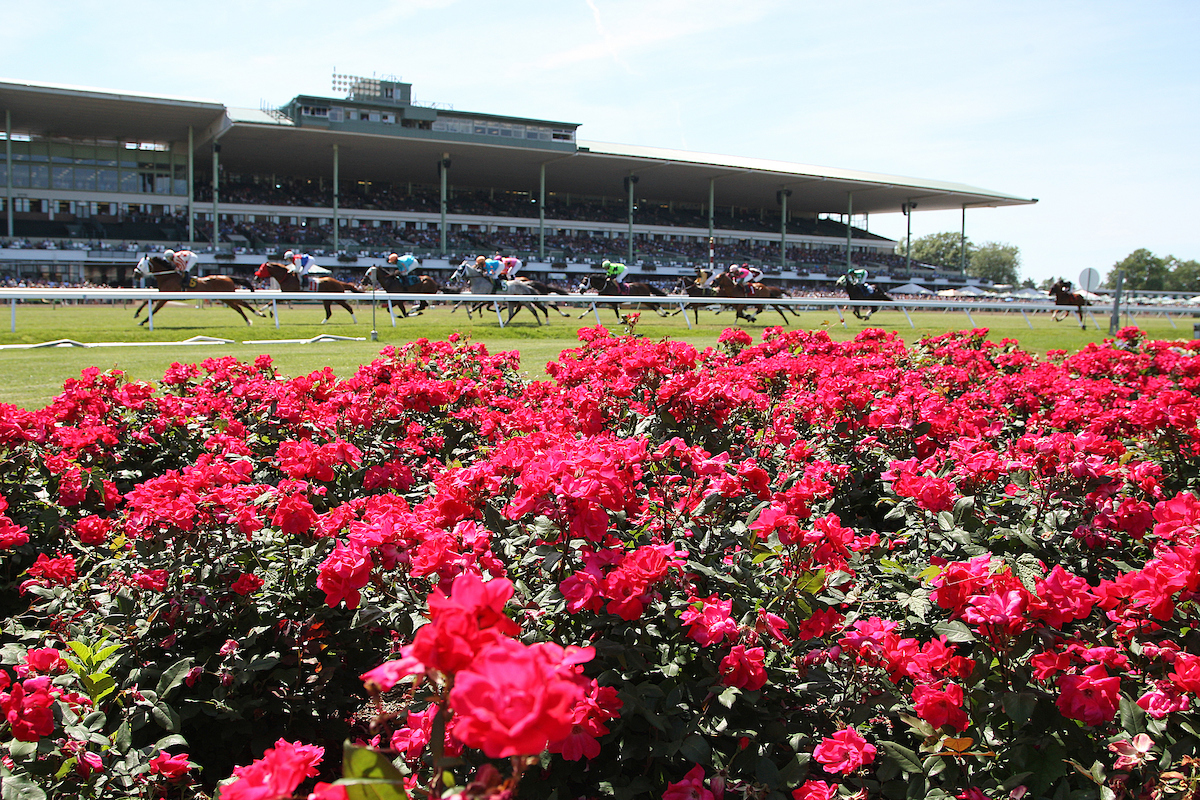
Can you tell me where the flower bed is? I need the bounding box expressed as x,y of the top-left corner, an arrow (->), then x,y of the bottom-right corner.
2,325 -> 1200,800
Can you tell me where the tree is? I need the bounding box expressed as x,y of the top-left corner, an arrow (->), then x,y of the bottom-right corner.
895,232 -> 971,270
1164,256 -> 1200,293
969,242 -> 1021,286
1106,249 -> 1168,291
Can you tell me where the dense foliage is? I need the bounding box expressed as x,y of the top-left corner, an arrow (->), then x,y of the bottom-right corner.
3,325 -> 1200,800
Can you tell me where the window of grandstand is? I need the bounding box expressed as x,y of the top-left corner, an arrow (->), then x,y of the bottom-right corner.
300,106 -> 329,117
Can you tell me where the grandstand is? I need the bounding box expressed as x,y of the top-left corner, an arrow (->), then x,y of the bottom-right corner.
0,76 -> 1035,290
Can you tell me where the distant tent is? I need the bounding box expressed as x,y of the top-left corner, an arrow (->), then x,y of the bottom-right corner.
891,283 -> 933,294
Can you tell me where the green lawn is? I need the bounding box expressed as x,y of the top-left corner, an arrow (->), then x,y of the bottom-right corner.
0,297 -> 1191,410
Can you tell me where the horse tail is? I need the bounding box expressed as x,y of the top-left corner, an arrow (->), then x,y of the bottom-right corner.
230,277 -> 257,292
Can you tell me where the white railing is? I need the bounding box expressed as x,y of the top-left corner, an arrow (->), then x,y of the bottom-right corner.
0,287 -> 1194,334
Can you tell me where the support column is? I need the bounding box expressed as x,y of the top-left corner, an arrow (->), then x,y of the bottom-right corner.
538,162 -> 545,261
779,189 -> 792,271
5,110 -> 12,238
707,177 -> 715,243
211,141 -> 220,250
845,193 -> 853,274
903,201 -> 916,274
439,153 -> 449,255
625,175 -> 638,265
960,206 -> 967,274
333,144 -> 339,253
187,126 -> 194,248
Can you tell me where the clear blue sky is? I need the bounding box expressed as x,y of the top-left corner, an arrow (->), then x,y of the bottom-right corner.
6,1 -> 1199,284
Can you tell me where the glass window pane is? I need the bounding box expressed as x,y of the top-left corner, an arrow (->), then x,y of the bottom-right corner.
30,164 -> 49,188
75,167 -> 97,191
97,169 -> 118,192
11,163 -> 29,187
120,171 -> 139,192
53,165 -> 73,189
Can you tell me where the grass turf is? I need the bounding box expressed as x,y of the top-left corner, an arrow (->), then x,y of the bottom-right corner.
0,297 -> 1192,410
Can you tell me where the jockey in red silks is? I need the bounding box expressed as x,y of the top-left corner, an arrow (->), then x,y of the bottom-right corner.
283,250 -> 320,280
500,256 -> 523,280
733,263 -> 763,288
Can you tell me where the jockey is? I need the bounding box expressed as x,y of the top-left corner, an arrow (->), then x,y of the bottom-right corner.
845,267 -> 869,286
163,248 -> 198,275
500,256 -> 523,280
387,252 -> 420,286
484,254 -> 505,291
702,262 -> 738,288
602,259 -> 628,285
733,263 -> 764,289
283,250 -> 319,280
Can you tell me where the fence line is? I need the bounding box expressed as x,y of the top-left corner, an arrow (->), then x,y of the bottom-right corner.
0,287 -> 1195,334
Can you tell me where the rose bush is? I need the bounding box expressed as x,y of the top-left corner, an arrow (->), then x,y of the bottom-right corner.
1,325 -> 1199,800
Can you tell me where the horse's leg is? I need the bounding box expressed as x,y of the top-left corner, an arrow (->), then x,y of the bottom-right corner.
133,300 -> 148,319
139,300 -> 168,326
775,305 -> 790,326
338,299 -> 357,322
1077,305 -> 1086,329
226,301 -> 252,326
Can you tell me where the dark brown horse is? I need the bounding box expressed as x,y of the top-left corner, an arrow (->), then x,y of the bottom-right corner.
575,274 -> 669,320
255,261 -> 364,323
707,271 -> 797,325
1049,279 -> 1090,328
133,256 -> 266,326
362,264 -> 444,318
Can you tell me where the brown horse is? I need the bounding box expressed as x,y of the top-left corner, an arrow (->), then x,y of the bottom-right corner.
575,274 -> 670,320
1049,279 -> 1090,328
255,261 -> 364,323
134,256 -> 266,326
706,271 -> 798,325
362,264 -> 444,318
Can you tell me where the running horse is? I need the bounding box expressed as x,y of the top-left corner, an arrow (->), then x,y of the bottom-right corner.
133,256 -> 266,326
835,274 -> 893,320
362,264 -> 444,318
447,260 -> 552,325
1049,279 -> 1090,328
256,261 -> 364,323
706,271 -> 798,325
575,274 -> 670,321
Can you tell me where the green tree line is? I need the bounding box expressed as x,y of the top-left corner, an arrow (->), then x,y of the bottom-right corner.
1104,248 -> 1200,292
894,232 -> 1022,286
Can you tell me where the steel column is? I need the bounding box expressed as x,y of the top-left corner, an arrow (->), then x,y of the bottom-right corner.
187,126 -> 195,249
5,110 -> 12,238
845,193 -> 853,273
538,162 -> 546,261
333,144 -> 339,253
708,178 -> 715,243
780,189 -> 791,271
960,206 -> 967,274
439,153 -> 449,255
211,141 -> 220,250
626,176 -> 637,264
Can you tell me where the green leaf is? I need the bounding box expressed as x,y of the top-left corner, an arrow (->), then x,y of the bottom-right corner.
1,774 -> 47,800
352,605 -> 386,629
338,779 -> 409,800
150,700 -> 181,732
83,672 -> 117,703
936,511 -> 955,531
880,741 -> 924,775
113,720 -> 132,753
952,496 -> 975,524
343,742 -> 405,782
677,734 -> 711,764
931,621 -> 975,643
155,657 -> 195,699
1002,692 -> 1038,729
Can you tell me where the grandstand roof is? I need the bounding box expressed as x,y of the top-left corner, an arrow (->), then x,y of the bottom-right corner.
0,78 -> 1036,216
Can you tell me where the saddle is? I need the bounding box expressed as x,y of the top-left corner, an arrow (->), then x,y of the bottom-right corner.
184,275 -> 199,290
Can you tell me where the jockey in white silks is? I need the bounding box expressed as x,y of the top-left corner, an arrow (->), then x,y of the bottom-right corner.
163,249 -> 199,275
703,262 -> 739,288
283,250 -> 321,289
